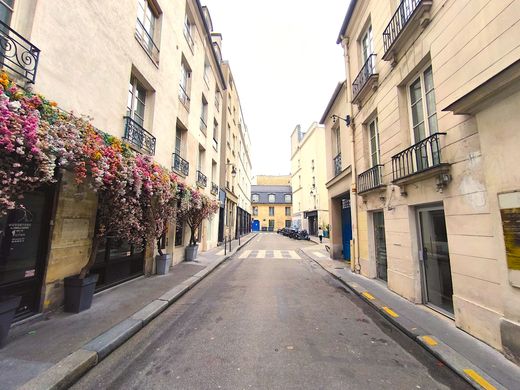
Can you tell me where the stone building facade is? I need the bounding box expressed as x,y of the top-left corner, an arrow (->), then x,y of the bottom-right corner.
324,0 -> 520,361
0,0 -> 245,319
290,123 -> 329,236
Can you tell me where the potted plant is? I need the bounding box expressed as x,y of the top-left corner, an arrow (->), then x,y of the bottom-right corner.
0,295 -> 21,348
178,187 -> 219,261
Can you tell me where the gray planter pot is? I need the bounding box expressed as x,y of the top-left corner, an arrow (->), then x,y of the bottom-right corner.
64,274 -> 99,313
185,244 -> 199,261
155,254 -> 171,275
0,295 -> 21,348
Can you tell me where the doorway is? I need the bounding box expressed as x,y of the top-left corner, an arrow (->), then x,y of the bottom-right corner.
417,206 -> 453,315
0,187 -> 54,320
341,197 -> 352,260
373,211 -> 388,282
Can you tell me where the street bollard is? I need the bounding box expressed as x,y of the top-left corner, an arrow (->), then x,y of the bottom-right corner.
229,235 -> 232,252
224,236 -> 227,255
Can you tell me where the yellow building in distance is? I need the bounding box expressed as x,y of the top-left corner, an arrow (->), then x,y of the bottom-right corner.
251,176 -> 292,232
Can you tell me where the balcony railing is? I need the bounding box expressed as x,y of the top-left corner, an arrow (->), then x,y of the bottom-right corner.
135,19 -> 160,64
211,182 -> 219,195
178,85 -> 190,109
358,164 -> 384,194
333,153 -> 342,177
123,116 -> 156,155
172,153 -> 189,177
0,21 -> 40,84
392,132 -> 446,182
352,54 -> 378,103
200,118 -> 207,134
382,0 -> 432,61
196,170 -> 207,188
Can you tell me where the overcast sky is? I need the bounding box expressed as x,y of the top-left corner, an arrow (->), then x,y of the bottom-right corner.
204,0 -> 348,176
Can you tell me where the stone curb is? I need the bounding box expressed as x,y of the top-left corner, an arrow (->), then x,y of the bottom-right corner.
302,249 -> 507,390
19,233 -> 257,390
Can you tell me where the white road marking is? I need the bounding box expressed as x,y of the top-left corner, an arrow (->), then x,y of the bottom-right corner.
241,250 -> 301,259
238,250 -> 251,259
216,250 -> 225,256
312,252 -> 327,258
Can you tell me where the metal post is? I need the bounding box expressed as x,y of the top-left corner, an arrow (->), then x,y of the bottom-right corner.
224,236 -> 227,255
229,234 -> 232,252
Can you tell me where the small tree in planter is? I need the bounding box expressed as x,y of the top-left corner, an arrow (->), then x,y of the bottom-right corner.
178,187 -> 219,261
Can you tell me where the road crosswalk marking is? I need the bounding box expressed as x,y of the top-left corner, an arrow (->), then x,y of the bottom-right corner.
238,250 -> 301,260
312,251 -> 327,258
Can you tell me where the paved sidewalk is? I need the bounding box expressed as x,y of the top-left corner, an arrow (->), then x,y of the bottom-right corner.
301,244 -> 520,390
308,235 -> 330,245
0,233 -> 256,390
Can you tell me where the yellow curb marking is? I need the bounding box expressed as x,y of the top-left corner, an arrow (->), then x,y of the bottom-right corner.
463,369 -> 496,390
362,292 -> 375,300
382,306 -> 399,318
422,335 -> 438,346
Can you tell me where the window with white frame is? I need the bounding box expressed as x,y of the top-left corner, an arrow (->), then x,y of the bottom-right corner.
203,58 -> 210,85
183,13 -> 194,50
333,126 -> 341,156
284,194 -> 292,203
200,95 -> 208,133
361,24 -> 373,64
179,60 -> 191,106
268,194 -> 275,203
127,77 -> 146,126
269,207 -> 274,216
252,194 -> 259,202
368,117 -> 380,166
136,0 -> 158,56
0,0 -> 14,26
408,65 -> 438,144
253,206 -> 258,216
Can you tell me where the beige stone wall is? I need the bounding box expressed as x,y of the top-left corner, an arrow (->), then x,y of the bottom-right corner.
255,175 -> 291,186
337,0 -> 520,351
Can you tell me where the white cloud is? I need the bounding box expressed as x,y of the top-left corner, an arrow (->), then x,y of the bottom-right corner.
204,0 -> 348,175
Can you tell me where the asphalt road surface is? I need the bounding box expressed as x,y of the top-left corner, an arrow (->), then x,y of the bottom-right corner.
74,233 -> 471,389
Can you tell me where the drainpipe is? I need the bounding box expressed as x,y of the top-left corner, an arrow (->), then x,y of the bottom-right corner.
341,36 -> 361,274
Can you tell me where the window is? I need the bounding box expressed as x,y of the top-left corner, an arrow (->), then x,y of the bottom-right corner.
203,58 -> 210,86
175,126 -> 186,157
368,117 -> 380,166
213,119 -> 219,149
284,194 -> 292,203
175,222 -> 184,246
285,207 -> 291,216
269,207 -> 274,216
183,13 -> 194,51
0,0 -> 14,26
361,24 -> 374,65
285,220 -> 292,228
333,126 -> 341,156
253,206 -> 258,216
136,0 -> 158,57
268,219 -> 275,228
200,95 -> 208,134
127,77 -> 146,126
179,60 -> 191,107
215,89 -> 221,111
268,194 -> 275,203
252,194 -> 259,202
409,65 -> 438,143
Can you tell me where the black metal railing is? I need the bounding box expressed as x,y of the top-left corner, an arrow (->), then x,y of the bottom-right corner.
200,118 -> 207,133
383,0 -> 424,55
392,132 -> 446,181
172,153 -> 189,176
135,18 -> 160,63
333,153 -> 342,176
211,182 -> 219,195
352,54 -> 377,100
0,21 -> 40,84
358,164 -> 384,193
196,170 -> 207,188
178,85 -> 190,108
123,116 -> 156,155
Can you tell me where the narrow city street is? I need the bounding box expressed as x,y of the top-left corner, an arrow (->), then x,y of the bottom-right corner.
74,234 -> 470,389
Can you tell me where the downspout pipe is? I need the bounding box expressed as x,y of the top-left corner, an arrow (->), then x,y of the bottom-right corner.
341,36 -> 361,274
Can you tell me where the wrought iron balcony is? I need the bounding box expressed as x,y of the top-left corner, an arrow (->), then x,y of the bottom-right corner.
135,19 -> 159,64
0,21 -> 40,84
358,164 -> 384,194
172,153 -> 189,177
196,170 -> 207,188
178,85 -> 190,109
382,0 -> 433,62
333,153 -> 342,177
123,116 -> 156,155
211,182 -> 219,196
392,132 -> 447,183
352,54 -> 378,104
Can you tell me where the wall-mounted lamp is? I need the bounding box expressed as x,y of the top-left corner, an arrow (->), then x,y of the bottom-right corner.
225,163 -> 237,178
331,114 -> 351,127
436,173 -> 451,193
